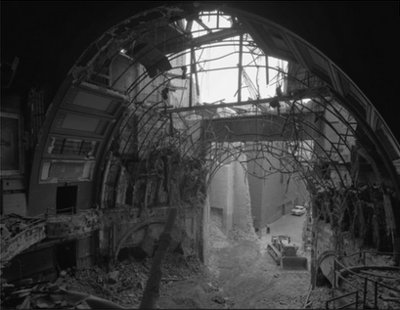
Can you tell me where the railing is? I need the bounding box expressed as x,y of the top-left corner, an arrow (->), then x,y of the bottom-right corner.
46,208 -> 101,239
325,290 -> 359,309
341,250 -> 395,267
0,217 -> 46,267
325,251 -> 400,309
0,209 -> 100,269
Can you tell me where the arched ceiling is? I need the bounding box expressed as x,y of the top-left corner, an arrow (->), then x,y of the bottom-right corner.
2,0 -> 400,278
2,1 -> 399,140
1,2 -> 399,218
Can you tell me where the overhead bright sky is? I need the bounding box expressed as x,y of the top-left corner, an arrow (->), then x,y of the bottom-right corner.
189,11 -> 288,105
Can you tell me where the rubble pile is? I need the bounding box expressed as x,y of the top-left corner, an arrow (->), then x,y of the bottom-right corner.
63,253 -> 202,308
1,252 -> 203,309
160,252 -> 202,280
229,225 -> 258,243
1,280 -> 109,309
59,261 -> 147,307
208,215 -> 230,249
307,287 -> 333,309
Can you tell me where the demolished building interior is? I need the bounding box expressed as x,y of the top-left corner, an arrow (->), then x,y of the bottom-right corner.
1,1 -> 400,309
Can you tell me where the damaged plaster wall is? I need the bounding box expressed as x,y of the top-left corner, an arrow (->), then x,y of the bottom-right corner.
96,48 -> 207,263
231,153 -> 256,239
209,164 -> 233,234
313,219 -> 365,286
209,152 -> 256,240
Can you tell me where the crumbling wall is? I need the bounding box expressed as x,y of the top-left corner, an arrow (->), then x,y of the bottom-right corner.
209,165 -> 233,233
231,154 -> 257,240
99,143 -> 207,265
310,182 -> 396,286
313,219 -> 364,286
100,205 -> 204,264
208,152 -> 256,241
314,221 -> 335,259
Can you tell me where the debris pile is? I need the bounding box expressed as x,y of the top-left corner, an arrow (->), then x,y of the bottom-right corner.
1,251 -> 203,309
209,215 -> 230,249
307,287 -> 333,309
0,278 -> 123,309
62,253 -> 202,308
60,262 -> 146,307
229,224 -> 258,243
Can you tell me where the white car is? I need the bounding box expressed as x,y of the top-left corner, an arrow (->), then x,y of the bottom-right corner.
291,205 -> 306,216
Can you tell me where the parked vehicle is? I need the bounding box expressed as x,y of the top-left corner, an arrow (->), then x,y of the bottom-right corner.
291,205 -> 306,216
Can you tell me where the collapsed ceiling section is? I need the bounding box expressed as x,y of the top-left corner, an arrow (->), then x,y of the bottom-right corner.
65,4 -> 397,188
23,2 -> 400,263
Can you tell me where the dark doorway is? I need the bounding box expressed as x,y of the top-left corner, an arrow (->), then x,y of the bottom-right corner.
56,185 -> 77,214
55,241 -> 76,271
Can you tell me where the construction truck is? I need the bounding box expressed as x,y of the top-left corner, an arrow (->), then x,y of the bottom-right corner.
267,235 -> 308,270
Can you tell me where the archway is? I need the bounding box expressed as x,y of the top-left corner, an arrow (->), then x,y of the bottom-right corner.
5,2 -> 396,308
3,3 -> 400,310
26,1 -> 400,262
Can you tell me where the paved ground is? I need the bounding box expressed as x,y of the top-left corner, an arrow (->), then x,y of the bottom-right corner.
159,212 -> 311,309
